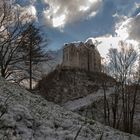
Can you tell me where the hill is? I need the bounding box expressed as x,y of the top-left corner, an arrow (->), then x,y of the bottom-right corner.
37,68 -> 115,103
37,68 -> 140,136
0,77 -> 139,139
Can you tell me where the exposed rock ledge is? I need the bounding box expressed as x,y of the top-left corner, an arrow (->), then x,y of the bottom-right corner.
0,77 -> 139,140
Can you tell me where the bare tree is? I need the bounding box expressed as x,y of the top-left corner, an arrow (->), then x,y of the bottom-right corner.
0,1 -> 51,89
0,0 -> 33,79
20,24 -> 50,90
103,41 -> 139,133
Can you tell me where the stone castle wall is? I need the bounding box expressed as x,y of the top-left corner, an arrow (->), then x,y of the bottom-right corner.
62,41 -> 101,72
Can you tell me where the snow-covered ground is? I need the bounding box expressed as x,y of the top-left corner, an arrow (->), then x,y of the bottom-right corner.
0,77 -> 139,140
63,88 -> 113,111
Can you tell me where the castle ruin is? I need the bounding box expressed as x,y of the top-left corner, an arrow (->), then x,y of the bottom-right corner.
62,39 -> 101,72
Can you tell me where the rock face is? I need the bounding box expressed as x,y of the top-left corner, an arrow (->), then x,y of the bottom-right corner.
0,77 -> 140,140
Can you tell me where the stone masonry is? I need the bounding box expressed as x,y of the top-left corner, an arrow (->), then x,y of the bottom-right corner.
62,39 -> 101,72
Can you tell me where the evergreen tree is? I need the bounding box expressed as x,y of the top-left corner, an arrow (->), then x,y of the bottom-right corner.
21,24 -> 49,90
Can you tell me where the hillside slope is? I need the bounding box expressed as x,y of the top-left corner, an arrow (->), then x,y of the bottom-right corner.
0,77 -> 139,139
37,68 -> 115,103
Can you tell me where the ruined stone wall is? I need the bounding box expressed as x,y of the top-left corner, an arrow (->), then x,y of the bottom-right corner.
62,42 -> 101,72
62,44 -> 79,68
78,44 -> 88,71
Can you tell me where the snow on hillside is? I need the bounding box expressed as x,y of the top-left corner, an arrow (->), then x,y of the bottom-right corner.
63,88 -> 113,111
0,77 -> 140,140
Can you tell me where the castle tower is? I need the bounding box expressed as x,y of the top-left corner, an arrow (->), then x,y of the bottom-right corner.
62,39 -> 101,72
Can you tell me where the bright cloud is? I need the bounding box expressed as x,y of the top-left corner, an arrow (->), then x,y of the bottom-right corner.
42,0 -> 102,28
16,0 -> 138,30
14,0 -> 140,56
114,15 -> 140,51
114,1 -> 140,43
115,16 -> 130,40
53,15 -> 66,28
79,6 -> 90,12
88,34 -> 139,58
27,5 -> 36,16
94,35 -> 121,58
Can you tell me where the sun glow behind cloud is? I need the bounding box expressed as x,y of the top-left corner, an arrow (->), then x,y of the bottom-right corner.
53,15 -> 66,27
79,6 -> 90,12
41,0 -> 102,28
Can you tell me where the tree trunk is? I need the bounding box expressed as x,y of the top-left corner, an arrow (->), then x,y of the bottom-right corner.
29,43 -> 32,90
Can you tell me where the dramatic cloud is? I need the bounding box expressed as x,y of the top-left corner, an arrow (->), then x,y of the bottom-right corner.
115,14 -> 140,43
42,0 -> 102,28
15,0 -> 102,28
114,1 -> 140,45
13,0 -> 140,52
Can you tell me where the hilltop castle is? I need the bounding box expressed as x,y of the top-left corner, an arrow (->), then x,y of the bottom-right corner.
62,39 -> 101,72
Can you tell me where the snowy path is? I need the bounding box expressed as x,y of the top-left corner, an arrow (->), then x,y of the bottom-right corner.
63,88 -> 113,111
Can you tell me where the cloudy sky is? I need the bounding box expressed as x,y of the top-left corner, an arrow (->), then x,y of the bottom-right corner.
14,0 -> 140,57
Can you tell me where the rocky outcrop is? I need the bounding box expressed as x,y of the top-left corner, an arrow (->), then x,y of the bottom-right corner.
0,77 -> 139,140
